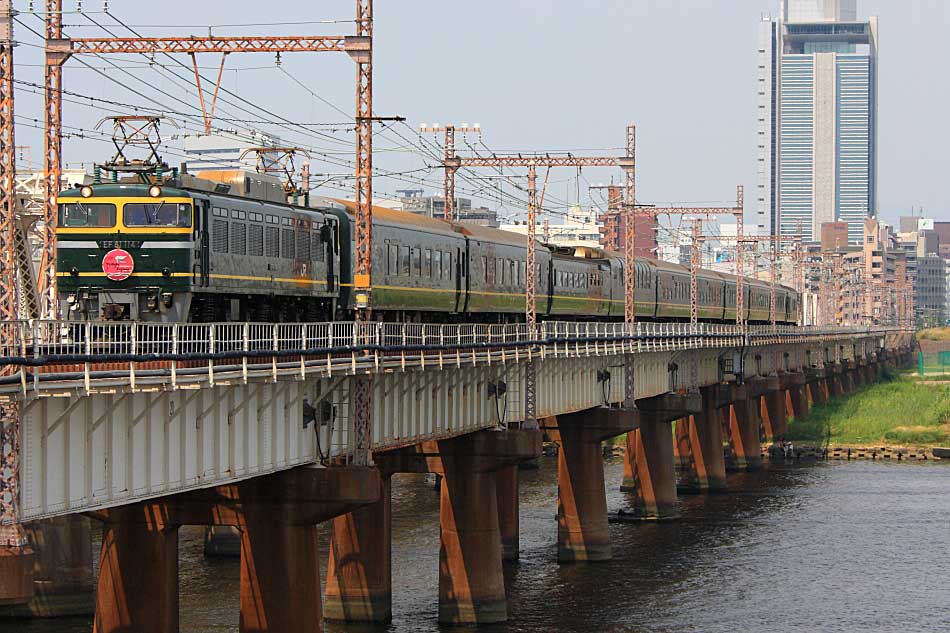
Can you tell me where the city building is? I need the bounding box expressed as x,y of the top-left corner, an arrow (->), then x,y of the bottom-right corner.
757,0 -> 879,245
500,207 -> 601,249
916,255 -> 947,327
398,192 -> 499,227
595,186 -> 657,257
896,216 -> 949,326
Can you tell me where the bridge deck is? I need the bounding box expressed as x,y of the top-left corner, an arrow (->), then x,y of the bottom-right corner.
0,320 -> 910,521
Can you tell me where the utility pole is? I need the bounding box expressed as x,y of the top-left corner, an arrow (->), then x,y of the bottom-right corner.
420,123 -> 480,222
689,218 -> 704,327
688,217 -> 704,392
0,0 -> 28,552
622,124 -> 636,409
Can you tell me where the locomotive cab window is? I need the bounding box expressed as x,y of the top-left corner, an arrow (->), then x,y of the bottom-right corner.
124,202 -> 192,227
58,202 -> 116,228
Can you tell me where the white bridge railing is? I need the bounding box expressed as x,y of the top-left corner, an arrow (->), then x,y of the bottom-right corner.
0,319 -> 899,396
0,320 -> 890,362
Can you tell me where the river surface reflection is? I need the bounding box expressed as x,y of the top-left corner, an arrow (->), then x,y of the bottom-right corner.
10,458 -> 950,633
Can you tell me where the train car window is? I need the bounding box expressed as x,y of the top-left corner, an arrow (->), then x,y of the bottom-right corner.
388,244 -> 398,275
267,215 -> 279,224
58,202 -> 116,227
212,220 -> 228,253
400,246 -> 411,276
230,210 -> 246,220
311,232 -> 324,262
444,251 -> 452,279
249,212 -> 263,223
124,203 -> 192,227
482,256 -> 488,282
212,207 -> 227,218
248,225 -> 264,257
296,229 -> 311,261
433,250 -> 442,280
265,226 -> 279,258
424,249 -> 432,278
510,261 -> 516,287
282,218 -> 292,226
230,222 -> 247,256
413,248 -> 422,277
281,228 -> 295,259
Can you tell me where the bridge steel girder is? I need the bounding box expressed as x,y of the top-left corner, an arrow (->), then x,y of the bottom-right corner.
10,325 -> 900,522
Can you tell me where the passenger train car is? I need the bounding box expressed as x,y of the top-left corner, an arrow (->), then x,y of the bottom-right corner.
56,171 -> 799,325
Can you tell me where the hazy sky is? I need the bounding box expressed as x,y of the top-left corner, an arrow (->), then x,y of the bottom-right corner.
10,1 -> 949,225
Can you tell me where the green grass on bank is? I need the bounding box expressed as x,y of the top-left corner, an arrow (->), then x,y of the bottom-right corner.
786,373 -> 950,447
918,327 -> 950,341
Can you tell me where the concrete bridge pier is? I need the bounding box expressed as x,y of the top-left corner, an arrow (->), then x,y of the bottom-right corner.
678,385 -> 736,493
672,416 -> 691,472
546,410 -> 638,561
844,360 -> 857,389
783,372 -> 808,421
370,430 -> 540,626
622,393 -> 700,518
325,475 -> 393,624
203,526 -> 242,557
805,368 -> 828,406
726,380 -> 766,472
0,543 -> 34,614
495,464 -> 520,561
93,505 -> 179,633
827,363 -> 845,398
760,376 -> 787,443
840,360 -> 856,393
433,431 -> 540,625
88,466 -> 380,633
0,517 -> 95,620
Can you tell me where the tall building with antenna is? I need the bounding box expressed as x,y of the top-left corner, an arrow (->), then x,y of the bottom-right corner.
756,0 -> 878,245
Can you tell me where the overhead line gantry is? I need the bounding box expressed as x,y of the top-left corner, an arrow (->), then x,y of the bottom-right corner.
443,124 -> 636,421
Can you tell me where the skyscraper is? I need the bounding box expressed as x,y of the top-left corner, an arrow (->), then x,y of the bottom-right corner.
757,0 -> 878,245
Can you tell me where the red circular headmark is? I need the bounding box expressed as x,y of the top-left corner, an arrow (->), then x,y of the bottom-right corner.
102,248 -> 134,281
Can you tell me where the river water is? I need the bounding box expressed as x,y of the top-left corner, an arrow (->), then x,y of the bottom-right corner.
11,457 -> 950,633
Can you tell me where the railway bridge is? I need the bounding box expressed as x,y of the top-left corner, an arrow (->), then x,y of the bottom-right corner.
0,319 -> 914,631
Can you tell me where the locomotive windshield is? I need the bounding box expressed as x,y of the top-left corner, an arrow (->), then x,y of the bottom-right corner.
124,202 -> 192,228
58,202 -> 116,228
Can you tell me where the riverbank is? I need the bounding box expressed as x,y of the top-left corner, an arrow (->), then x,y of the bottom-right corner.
786,372 -> 950,448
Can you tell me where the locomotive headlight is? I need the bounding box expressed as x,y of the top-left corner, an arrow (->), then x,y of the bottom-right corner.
146,294 -> 159,311
66,294 -> 77,305
161,293 -> 173,308
80,185 -> 93,198
148,184 -> 163,198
